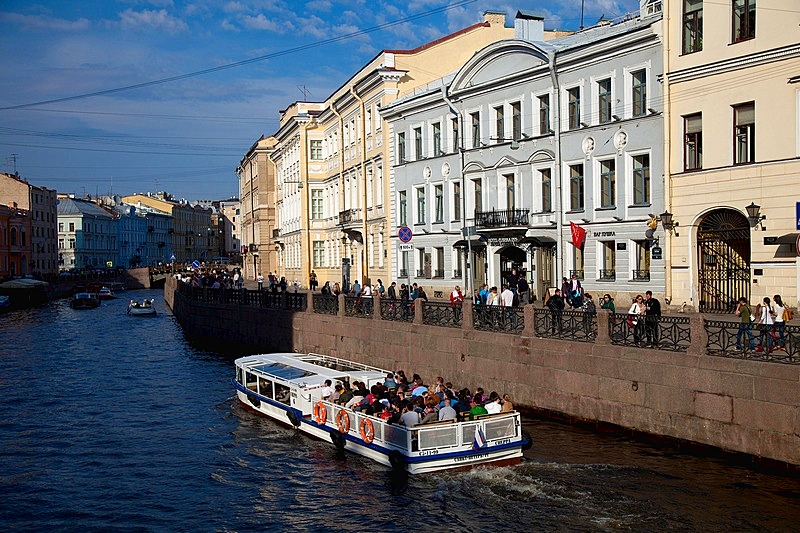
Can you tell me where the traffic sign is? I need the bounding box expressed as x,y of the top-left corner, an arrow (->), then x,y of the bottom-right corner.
398,243 -> 413,252
398,226 -> 413,243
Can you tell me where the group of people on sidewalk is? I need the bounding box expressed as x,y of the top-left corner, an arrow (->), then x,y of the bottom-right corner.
734,294 -> 792,353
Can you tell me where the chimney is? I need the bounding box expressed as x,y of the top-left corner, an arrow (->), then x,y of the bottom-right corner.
515,11 -> 544,42
482,11 -> 506,27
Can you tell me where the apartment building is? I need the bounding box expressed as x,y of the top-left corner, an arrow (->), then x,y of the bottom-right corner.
57,196 -> 117,269
238,136 -> 278,281
664,0 -> 800,310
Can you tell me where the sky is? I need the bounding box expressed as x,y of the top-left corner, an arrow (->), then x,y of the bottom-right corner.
0,0 -> 640,202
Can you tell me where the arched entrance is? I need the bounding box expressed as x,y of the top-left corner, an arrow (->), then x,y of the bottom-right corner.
497,246 -> 527,287
697,209 -> 750,313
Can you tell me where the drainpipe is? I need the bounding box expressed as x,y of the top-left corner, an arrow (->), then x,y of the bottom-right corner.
351,87 -> 369,285
301,121 -> 313,290
331,103 -> 346,280
662,8 -> 674,307
548,49 -> 564,281
442,87 -> 472,296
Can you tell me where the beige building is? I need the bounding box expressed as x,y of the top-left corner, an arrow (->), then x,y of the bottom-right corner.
121,193 -> 213,263
262,11 -> 515,290
0,172 -> 58,277
663,0 -> 800,311
237,136 -> 279,281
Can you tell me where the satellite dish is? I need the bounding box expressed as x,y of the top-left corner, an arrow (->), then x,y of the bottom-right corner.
645,228 -> 655,240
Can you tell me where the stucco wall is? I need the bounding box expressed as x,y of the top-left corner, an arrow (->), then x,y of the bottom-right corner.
165,277 -> 800,466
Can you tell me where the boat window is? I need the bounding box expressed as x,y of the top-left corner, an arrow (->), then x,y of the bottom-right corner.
418,426 -> 458,450
384,424 -> 409,449
251,362 -> 315,381
236,367 -> 243,384
245,371 -> 258,392
258,377 -> 274,399
275,384 -> 291,404
484,417 -> 516,440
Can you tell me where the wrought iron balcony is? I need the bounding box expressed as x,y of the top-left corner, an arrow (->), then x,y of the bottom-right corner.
339,209 -> 361,226
474,208 -> 529,229
632,269 -> 650,282
599,269 -> 616,281
416,269 -> 427,278
434,269 -> 444,278
272,228 -> 281,239
399,268 -> 408,278
569,270 -> 584,280
452,269 -> 462,278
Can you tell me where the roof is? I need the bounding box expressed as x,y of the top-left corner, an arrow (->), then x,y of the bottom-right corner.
56,198 -> 115,219
237,353 -> 388,388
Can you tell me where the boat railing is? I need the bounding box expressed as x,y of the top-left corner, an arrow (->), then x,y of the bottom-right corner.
301,352 -> 390,375
316,399 -> 520,454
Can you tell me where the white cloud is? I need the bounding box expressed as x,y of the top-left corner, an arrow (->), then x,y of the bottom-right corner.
223,1 -> 248,13
0,12 -> 91,32
240,13 -> 281,32
117,9 -> 188,33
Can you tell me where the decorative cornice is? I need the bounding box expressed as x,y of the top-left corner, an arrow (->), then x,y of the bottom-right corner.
667,44 -> 800,83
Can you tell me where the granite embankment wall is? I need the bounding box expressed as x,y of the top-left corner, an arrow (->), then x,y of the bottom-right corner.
165,278 -> 800,466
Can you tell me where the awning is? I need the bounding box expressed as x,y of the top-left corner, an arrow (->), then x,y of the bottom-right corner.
519,236 -> 557,247
452,238 -> 486,249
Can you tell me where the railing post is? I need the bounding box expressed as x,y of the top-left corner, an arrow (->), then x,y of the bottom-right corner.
462,298 -> 474,331
373,292 -> 382,322
687,312 -> 707,356
522,304 -> 534,337
596,309 -> 611,344
306,291 -> 314,313
337,293 -> 346,318
413,298 -> 423,325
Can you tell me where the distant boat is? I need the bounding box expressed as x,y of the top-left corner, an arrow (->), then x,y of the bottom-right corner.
70,292 -> 101,309
97,287 -> 116,300
127,298 -> 157,316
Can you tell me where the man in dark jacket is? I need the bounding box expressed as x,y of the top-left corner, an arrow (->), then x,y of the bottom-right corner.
546,289 -> 565,334
644,290 -> 662,347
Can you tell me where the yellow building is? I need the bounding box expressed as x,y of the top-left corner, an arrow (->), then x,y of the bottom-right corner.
267,11 -> 514,289
663,0 -> 800,311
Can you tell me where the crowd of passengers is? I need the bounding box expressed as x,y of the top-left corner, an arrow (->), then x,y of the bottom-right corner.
319,370 -> 514,427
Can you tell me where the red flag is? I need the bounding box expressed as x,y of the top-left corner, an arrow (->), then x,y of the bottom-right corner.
570,221 -> 586,248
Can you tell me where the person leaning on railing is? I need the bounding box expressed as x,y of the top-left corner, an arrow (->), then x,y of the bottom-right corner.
734,296 -> 756,351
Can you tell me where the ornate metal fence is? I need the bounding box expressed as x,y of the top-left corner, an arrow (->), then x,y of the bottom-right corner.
344,295 -> 373,317
422,301 -> 462,328
313,294 -> 338,315
534,308 -> 596,342
286,292 -> 307,311
261,291 -> 284,309
380,298 -> 412,322
609,313 -> 691,352
705,320 -> 799,364
473,305 -> 524,333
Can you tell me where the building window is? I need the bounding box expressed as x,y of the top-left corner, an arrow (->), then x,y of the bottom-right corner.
732,0 -> 755,43
473,178 -> 482,213
399,190 -> 407,226
540,168 -> 552,212
451,118 -> 459,152
573,246 -> 584,277
397,132 -> 406,164
470,112 -> 481,148
416,187 -> 426,224
494,105 -> 505,142
311,189 -> 323,220
683,0 -> 703,54
734,102 -> 755,164
599,159 -> 616,208
632,154 -> 651,205
434,184 -> 444,223
569,163 -> 585,210
598,78 -> 612,124
538,94 -> 550,134
601,241 -> 616,280
432,122 -> 442,157
505,174 -> 515,210
684,113 -> 702,170
69,222 -> 75,232
633,240 -> 650,281
567,87 -> 581,130
435,247 -> 445,278
631,69 -> 647,117
511,101 -> 521,140
310,140 -> 322,160
313,241 -> 325,268
414,127 -> 423,160
453,182 -> 461,221
58,222 -> 64,232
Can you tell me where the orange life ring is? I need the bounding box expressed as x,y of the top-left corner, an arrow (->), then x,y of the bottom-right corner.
359,418 -> 375,443
336,410 -> 350,433
313,401 -> 327,425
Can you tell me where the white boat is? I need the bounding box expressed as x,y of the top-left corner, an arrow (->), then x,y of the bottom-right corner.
127,298 -> 157,316
232,353 -> 531,474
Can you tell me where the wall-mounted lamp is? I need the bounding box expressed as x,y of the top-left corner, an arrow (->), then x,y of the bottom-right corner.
580,217 -> 591,224
745,202 -> 767,230
612,114 -> 621,121
580,121 -> 589,128
647,108 -> 661,115
613,215 -> 623,221
659,210 -> 679,236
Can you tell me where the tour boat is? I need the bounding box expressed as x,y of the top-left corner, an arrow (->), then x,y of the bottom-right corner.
232,353 -> 531,474
70,292 -> 101,309
97,287 -> 116,300
127,299 -> 157,316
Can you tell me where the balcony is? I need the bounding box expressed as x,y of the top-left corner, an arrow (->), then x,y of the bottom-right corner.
599,269 -> 616,281
338,208 -> 362,228
452,269 -> 462,278
475,208 -> 529,229
249,244 -> 259,253
434,269 -> 444,279
569,269 -> 584,280
399,268 -> 408,278
632,269 -> 650,282
272,228 -> 281,239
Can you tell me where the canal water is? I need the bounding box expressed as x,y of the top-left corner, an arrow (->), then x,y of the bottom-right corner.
1,289 -> 799,532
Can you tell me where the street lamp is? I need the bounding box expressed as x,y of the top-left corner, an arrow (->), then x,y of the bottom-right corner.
659,211 -> 679,236
745,202 -> 766,230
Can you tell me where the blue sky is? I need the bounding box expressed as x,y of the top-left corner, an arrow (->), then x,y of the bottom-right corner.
0,0 -> 640,201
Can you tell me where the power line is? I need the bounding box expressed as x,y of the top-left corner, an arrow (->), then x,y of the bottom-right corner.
0,0 -> 478,111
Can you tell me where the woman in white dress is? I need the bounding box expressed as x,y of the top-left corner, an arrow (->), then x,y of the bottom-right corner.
627,295 -> 647,345
757,296 -> 775,353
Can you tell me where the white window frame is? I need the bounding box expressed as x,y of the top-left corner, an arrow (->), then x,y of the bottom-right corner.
534,89 -> 553,136
626,149 -> 652,209
590,71 -> 616,125
624,62 -> 651,119
594,156 -> 617,211
562,81 -> 585,131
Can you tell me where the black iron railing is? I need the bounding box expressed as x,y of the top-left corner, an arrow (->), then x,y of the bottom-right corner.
399,269 -> 408,278
609,313 -> 691,352
434,269 -> 444,278
416,269 -> 426,278
475,208 -> 529,229
534,308 -> 596,342
453,269 -> 462,278
569,270 -> 584,280
380,298 -> 412,322
599,269 -> 616,281
286,293 -> 307,311
632,269 -> 650,282
272,228 -> 281,239
313,294 -> 338,315
473,304 -> 524,333
422,301 -> 462,328
705,320 -> 799,364
339,209 -> 361,225
344,295 -> 373,317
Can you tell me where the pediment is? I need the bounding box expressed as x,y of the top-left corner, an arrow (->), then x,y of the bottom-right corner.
451,40 -> 549,94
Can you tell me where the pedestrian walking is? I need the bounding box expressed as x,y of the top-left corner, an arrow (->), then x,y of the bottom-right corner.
734,296 -> 755,351
257,272 -> 264,291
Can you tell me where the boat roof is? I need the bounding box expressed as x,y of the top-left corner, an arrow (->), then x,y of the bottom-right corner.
74,292 -> 96,298
236,353 -> 389,388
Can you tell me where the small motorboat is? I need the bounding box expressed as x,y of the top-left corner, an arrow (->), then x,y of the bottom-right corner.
127,299 -> 157,316
97,287 -> 116,300
70,292 -> 101,309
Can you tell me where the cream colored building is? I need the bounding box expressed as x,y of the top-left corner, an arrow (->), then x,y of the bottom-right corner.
663,0 -> 800,311
266,11 -> 515,289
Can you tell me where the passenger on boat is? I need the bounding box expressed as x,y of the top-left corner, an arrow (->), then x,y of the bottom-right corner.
438,398 -> 457,421
485,391 -> 502,414
501,394 -> 514,413
399,401 -> 420,427
467,395 -> 488,420
320,379 -> 333,400
395,370 -> 409,386
345,389 -> 365,410
335,383 -> 351,405
276,386 -> 290,404
410,378 -> 428,397
383,372 -> 397,389
329,383 -> 342,403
